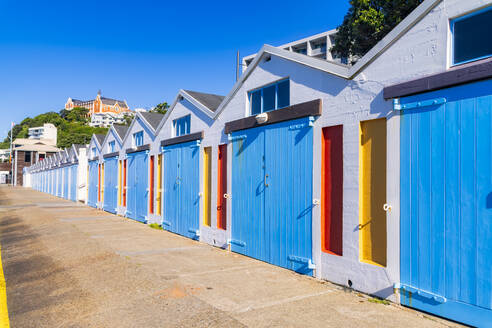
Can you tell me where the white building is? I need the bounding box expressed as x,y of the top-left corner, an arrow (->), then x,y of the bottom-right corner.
0,149 -> 10,162
242,29 -> 350,71
28,123 -> 58,145
90,112 -> 133,127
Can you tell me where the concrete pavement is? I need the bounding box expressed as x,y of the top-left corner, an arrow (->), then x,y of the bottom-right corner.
0,186 -> 461,327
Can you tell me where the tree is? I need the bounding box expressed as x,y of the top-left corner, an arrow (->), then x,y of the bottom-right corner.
122,113 -> 134,126
151,102 -> 169,115
331,0 -> 424,61
60,107 -> 89,123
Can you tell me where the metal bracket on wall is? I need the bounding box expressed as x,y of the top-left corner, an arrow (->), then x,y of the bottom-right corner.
188,229 -> 200,237
394,283 -> 447,303
393,97 -> 446,111
287,255 -> 316,270
228,239 -> 245,247
162,220 -> 171,227
189,140 -> 201,148
228,134 -> 247,141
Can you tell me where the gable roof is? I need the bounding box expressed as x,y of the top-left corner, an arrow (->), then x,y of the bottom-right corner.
213,0 -> 442,118
182,90 -> 225,112
101,97 -> 129,108
94,134 -> 106,147
120,111 -> 164,146
140,112 -> 165,131
113,124 -> 129,142
155,89 -> 225,133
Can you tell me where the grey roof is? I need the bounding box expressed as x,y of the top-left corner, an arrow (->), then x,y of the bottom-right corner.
101,97 -> 128,108
184,90 -> 225,112
113,124 -> 129,141
73,144 -> 85,152
94,134 -> 106,146
140,112 -> 165,131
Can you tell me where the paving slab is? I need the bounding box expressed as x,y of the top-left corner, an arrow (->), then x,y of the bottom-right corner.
0,186 -> 462,327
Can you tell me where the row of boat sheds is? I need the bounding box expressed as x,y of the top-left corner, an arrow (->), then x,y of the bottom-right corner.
24,1 -> 492,326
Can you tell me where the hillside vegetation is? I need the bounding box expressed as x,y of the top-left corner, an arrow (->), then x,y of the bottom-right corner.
0,107 -> 108,150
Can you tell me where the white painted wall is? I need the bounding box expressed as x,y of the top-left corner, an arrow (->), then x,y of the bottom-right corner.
77,148 -> 87,203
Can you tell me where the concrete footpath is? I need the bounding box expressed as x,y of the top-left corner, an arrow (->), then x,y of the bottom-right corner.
0,186 -> 460,327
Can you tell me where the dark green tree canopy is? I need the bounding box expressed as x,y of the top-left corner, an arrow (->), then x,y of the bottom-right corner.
0,108 -> 107,149
331,0 -> 424,61
151,102 -> 169,115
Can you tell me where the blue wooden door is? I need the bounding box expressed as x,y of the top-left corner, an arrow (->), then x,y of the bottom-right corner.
70,165 -> 77,202
88,161 -> 99,208
104,157 -> 118,213
126,151 -> 148,222
231,117 -> 314,275
400,79 -> 492,327
162,141 -> 200,239
63,167 -> 69,199
50,170 -> 54,195
57,168 -> 62,197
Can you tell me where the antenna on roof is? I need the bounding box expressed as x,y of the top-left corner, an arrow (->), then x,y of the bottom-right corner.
236,51 -> 240,82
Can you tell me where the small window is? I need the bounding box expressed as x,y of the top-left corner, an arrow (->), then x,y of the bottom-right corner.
173,115 -> 191,137
452,7 -> 492,65
248,79 -> 290,115
24,152 -> 31,163
109,140 -> 115,153
92,147 -> 97,157
133,131 -> 144,147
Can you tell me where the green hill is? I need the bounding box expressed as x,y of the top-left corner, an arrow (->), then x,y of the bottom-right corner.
0,107 -> 110,150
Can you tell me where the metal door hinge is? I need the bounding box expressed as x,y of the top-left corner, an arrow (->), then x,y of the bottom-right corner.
287,255 -> 316,270
394,283 -> 447,303
228,134 -> 247,141
393,97 -> 446,111
188,229 -> 200,236
228,239 -> 245,247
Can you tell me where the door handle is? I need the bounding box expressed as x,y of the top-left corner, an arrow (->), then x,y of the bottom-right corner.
264,174 -> 269,187
217,205 -> 222,211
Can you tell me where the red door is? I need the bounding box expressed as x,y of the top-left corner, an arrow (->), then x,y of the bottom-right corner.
321,125 -> 343,256
217,144 -> 227,230
123,159 -> 127,207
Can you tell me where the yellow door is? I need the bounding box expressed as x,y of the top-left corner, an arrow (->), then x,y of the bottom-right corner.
101,163 -> 105,204
203,147 -> 211,226
359,118 -> 387,267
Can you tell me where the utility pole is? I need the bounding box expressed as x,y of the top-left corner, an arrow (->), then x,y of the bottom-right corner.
9,122 -> 13,186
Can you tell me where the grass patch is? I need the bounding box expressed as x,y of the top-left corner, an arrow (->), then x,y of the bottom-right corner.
368,297 -> 390,305
149,223 -> 163,230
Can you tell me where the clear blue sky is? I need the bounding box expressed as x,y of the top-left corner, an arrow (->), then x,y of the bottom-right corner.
0,0 -> 349,141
